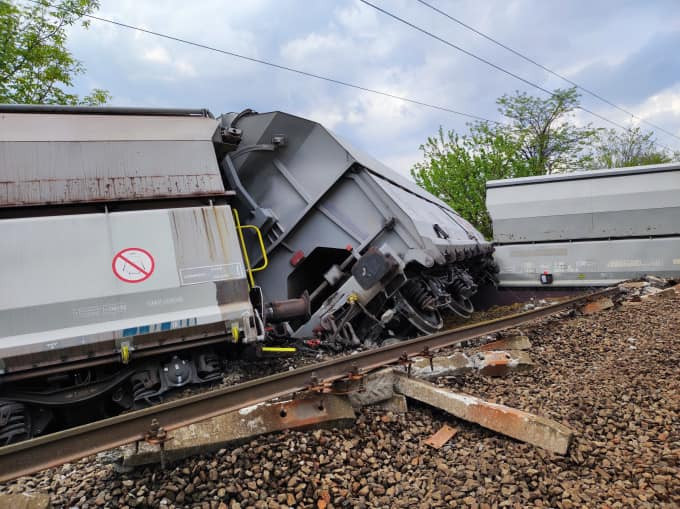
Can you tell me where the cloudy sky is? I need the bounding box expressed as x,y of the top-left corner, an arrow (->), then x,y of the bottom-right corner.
66,0 -> 680,176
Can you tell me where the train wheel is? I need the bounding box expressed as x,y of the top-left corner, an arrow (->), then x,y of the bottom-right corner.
394,290 -> 443,335
0,400 -> 31,445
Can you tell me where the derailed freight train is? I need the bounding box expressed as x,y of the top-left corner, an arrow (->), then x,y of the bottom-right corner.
0,105 -> 496,443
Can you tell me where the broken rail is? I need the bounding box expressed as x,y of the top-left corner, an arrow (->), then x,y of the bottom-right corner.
0,287 -> 617,482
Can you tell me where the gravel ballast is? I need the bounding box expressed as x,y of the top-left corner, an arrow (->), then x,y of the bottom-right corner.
1,292 -> 678,508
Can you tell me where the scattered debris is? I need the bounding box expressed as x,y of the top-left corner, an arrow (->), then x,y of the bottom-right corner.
644,275 -> 668,287
404,349 -> 533,380
522,301 -> 536,311
406,352 -> 473,380
642,284 -> 680,301
472,350 -> 534,377
424,424 -> 458,449
619,280 -> 649,289
394,373 -> 574,454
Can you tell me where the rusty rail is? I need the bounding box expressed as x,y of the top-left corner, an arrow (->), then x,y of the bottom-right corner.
0,287 -> 617,482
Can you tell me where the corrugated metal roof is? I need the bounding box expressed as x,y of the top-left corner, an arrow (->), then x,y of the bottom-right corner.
0,111 -> 224,207
486,162 -> 680,188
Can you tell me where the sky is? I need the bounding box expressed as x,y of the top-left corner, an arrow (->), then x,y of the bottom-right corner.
66,0 -> 680,177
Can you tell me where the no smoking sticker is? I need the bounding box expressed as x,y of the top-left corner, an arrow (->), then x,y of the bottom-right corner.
112,248 -> 155,283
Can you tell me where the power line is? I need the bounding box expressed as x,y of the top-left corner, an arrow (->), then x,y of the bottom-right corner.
26,0 -> 497,124
358,0 -> 677,151
415,0 -> 680,144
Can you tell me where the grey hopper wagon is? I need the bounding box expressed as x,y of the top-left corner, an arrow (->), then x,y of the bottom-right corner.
0,106 -> 263,443
0,107 -> 257,375
220,110 -> 497,346
486,163 -> 680,287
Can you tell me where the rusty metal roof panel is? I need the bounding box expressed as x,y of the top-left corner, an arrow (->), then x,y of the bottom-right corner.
0,111 -> 224,207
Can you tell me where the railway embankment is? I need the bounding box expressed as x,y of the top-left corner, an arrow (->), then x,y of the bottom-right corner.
1,283 -> 678,508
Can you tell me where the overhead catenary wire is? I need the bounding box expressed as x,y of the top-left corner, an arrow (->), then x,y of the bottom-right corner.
25,0 -> 497,124
415,0 -> 680,144
358,0 -> 678,151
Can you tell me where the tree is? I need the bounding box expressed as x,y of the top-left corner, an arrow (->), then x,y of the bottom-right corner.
411,123 -> 528,239
497,87 -> 598,173
589,127 -> 673,168
412,88 -> 599,238
0,0 -> 110,105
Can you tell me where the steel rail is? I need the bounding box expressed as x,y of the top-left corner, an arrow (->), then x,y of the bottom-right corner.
0,287 -> 616,482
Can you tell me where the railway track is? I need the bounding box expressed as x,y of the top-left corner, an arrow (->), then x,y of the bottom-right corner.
0,287 -> 617,482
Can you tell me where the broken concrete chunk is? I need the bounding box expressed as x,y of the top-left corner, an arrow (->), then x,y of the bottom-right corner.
479,334 -> 532,351
0,493 -> 51,509
471,350 -> 534,377
582,297 -> 615,315
348,367 -> 395,408
404,352 -> 473,380
619,281 -> 649,289
121,395 -> 354,467
642,285 -> 679,300
394,373 -> 574,454
370,394 -> 408,414
402,350 -> 533,380
644,275 -> 668,288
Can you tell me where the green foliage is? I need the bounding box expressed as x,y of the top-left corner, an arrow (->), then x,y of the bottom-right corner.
497,88 -> 598,173
589,127 -> 672,168
0,0 -> 110,105
411,123 -> 529,239
412,88 -> 599,238
411,87 -> 673,239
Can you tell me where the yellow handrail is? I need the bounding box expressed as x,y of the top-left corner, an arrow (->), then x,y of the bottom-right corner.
240,224 -> 269,272
232,209 -> 269,288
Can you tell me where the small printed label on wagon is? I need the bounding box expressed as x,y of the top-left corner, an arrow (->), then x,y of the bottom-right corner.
179,263 -> 245,285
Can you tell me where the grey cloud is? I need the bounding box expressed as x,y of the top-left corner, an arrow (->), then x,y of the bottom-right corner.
571,30 -> 680,106
65,0 -> 680,175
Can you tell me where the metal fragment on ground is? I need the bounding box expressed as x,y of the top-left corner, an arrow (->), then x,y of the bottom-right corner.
424,424 -> 458,449
394,373 -> 574,454
121,395 -> 355,467
582,297 -> 615,315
